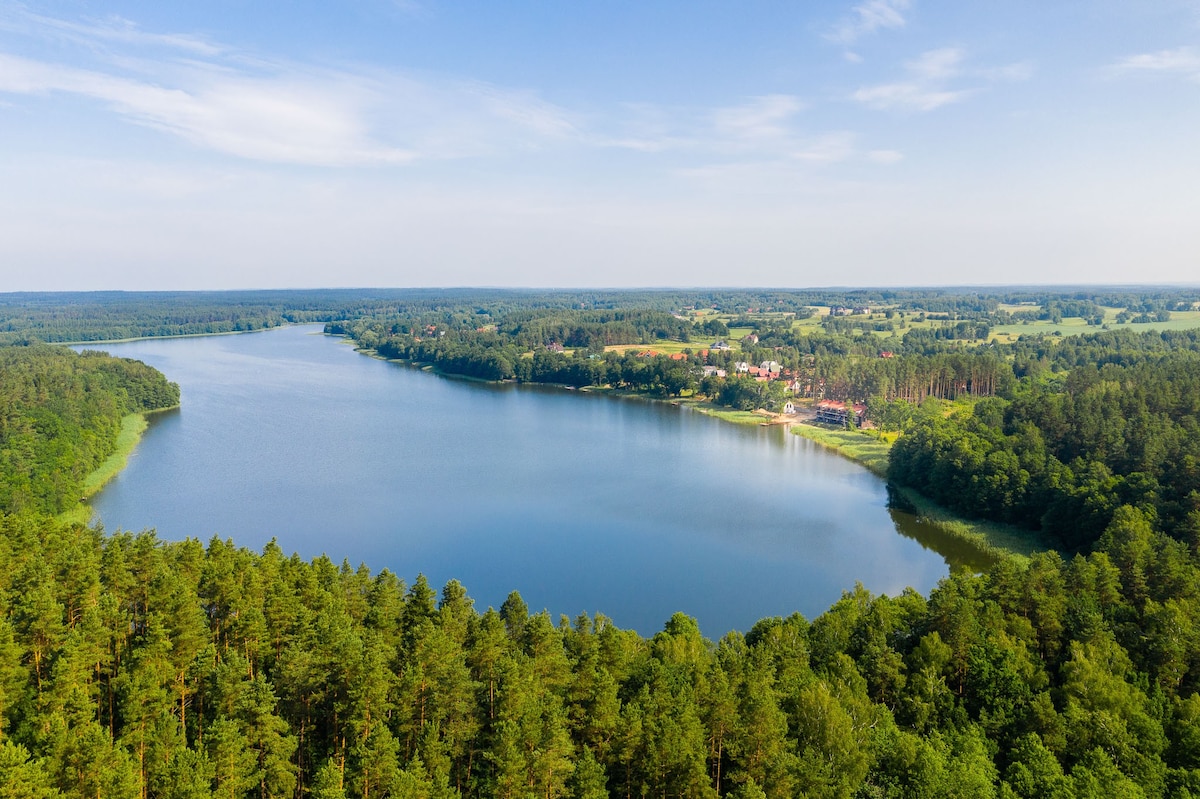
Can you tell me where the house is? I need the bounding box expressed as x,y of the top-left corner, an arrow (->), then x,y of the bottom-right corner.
710,340 -> 732,351
669,353 -> 688,361
815,400 -> 867,426
759,360 -> 782,375
734,361 -> 750,373
742,334 -> 759,344
702,366 -> 727,378
546,342 -> 565,353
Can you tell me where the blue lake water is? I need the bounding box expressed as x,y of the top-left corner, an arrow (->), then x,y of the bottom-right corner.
82,324 -> 966,636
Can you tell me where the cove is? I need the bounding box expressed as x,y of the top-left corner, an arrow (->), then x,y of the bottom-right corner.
83,324 -> 963,636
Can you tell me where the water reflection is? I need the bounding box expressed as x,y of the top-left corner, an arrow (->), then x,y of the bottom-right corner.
84,326 -> 963,636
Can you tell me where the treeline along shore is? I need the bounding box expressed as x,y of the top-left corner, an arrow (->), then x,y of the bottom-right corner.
2,286 -> 1200,798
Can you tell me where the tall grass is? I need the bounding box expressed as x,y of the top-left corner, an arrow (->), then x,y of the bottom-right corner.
58,412 -> 155,526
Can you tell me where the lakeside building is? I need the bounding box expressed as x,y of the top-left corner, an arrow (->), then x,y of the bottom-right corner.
815,399 -> 867,426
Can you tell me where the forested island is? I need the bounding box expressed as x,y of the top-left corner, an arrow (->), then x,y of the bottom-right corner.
3,286 -> 1200,798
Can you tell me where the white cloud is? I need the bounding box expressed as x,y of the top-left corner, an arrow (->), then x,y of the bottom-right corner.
4,10 -> 222,56
0,9 -> 592,166
590,99 -> 902,183
673,131 -> 899,191
1112,47 -> 1200,80
789,132 -> 857,163
984,61 -> 1036,82
588,96 -> 810,157
867,149 -> 903,164
853,82 -> 974,111
852,47 -> 1018,111
0,9 -> 893,188
828,0 -> 911,45
473,85 -> 579,140
0,53 -> 417,165
712,94 -> 806,141
906,47 -> 964,80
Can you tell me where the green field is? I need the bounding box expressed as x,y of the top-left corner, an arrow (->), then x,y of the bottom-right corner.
604,340 -> 722,355
990,310 -> 1200,343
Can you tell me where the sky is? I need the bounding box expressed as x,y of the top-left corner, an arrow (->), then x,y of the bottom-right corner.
0,1 -> 1198,290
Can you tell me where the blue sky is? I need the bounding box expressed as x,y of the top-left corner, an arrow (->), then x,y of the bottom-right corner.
1,1 -> 1197,290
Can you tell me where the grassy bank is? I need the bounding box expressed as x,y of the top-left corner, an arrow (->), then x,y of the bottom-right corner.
789,423 -> 892,476
675,398 -> 771,426
57,410 -> 167,526
889,485 -> 1050,562
789,423 -> 1046,563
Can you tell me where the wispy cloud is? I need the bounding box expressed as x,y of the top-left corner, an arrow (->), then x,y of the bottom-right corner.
0,53 -> 418,165
1111,47 -> 1200,81
674,130 -> 898,192
906,47 -> 964,81
712,95 -> 806,143
853,82 -> 975,111
851,47 -> 1030,112
0,8 -> 897,180
473,85 -> 579,141
0,10 -> 587,166
867,149 -> 904,164
983,61 -> 1036,82
592,97 -> 900,179
827,0 -> 911,46
853,47 -> 975,110
3,10 -> 223,56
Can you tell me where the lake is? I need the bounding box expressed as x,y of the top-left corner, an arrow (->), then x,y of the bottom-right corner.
82,324 -> 972,636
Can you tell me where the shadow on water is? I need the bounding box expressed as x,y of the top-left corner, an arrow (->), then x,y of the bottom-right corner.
436,360 -> 1002,573
146,405 -> 182,426
886,486 -> 1000,572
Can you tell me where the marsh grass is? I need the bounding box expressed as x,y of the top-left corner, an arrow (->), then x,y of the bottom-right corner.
57,410 -> 168,526
790,423 -> 1049,563
889,486 -> 1050,563
789,424 -> 892,476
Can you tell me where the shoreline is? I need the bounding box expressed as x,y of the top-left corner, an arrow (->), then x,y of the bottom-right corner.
887,485 -> 1050,562
61,322 -> 310,347
339,337 -> 1049,565
57,405 -> 177,526
785,422 -> 1045,563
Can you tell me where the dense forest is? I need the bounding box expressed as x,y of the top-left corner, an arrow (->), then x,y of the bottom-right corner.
888,331 -> 1200,552
0,345 -> 180,516
4,287 -> 1200,797
0,291 -> 431,345
1,508 -> 1199,798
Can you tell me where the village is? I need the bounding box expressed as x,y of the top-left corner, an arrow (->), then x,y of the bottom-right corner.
612,335 -> 870,428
